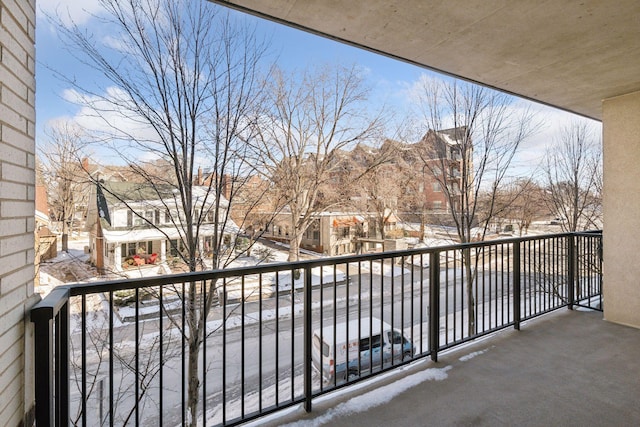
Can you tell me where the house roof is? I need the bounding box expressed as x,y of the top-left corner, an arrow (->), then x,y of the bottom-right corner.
101,181 -> 178,204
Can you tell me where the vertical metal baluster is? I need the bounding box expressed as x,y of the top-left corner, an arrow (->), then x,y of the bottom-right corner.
159,286 -> 163,427
57,301 -> 70,426
259,273 -> 263,412
401,255 -> 405,364
202,279 -> 207,425
109,291 -> 114,427
181,282 -> 186,427
304,266 -> 313,412
419,253 -> 424,354
319,266 -> 324,393
222,278 -> 227,425
345,262 -> 350,379
332,264 -> 337,388
275,272 -> 280,403
135,287 -> 139,427
543,238 -> 548,311
241,275 -> 246,417
82,295 -> 87,427
390,255 -> 395,367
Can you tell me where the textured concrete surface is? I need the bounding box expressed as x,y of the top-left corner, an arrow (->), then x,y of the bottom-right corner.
214,0 -> 640,120
260,309 -> 640,426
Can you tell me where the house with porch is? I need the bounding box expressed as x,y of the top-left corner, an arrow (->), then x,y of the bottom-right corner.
85,181 -> 236,275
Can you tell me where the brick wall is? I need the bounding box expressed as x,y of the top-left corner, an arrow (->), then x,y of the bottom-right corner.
0,0 -> 37,426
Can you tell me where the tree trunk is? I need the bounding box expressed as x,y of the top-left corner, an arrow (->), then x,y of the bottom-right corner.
463,247 -> 476,336
187,282 -> 201,426
61,232 -> 69,253
62,214 -> 69,252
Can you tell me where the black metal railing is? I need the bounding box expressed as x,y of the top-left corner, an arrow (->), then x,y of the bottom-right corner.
31,231 -> 602,426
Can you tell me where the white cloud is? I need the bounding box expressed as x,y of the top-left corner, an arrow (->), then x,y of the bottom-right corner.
49,86 -> 164,163
37,0 -> 104,26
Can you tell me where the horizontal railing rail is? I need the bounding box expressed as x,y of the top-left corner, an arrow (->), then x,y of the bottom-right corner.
31,231 -> 602,427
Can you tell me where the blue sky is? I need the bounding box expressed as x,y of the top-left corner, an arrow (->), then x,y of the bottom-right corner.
35,1 -> 599,175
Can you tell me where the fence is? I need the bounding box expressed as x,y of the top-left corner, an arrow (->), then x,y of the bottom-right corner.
31,231 -> 602,426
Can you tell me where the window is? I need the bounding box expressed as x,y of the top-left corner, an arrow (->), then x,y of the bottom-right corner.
433,200 -> 442,210
134,211 -> 143,226
432,182 -> 441,192
207,210 -> 214,223
121,241 -> 151,257
154,210 -> 160,225
168,239 -> 181,257
164,209 -> 171,223
127,211 -> 133,227
388,330 -> 403,345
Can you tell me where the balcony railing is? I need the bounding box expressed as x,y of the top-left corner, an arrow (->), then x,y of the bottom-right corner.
31,231 -> 602,427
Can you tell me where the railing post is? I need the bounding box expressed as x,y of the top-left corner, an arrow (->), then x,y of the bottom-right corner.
303,266 -> 313,412
33,310 -> 54,427
567,234 -> 576,310
56,303 -> 70,426
429,250 -> 440,362
513,242 -> 521,330
32,286 -> 71,427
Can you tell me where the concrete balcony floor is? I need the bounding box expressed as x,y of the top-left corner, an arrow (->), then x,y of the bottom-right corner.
262,309 -> 640,426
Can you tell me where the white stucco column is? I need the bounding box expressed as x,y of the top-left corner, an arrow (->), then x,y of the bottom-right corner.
114,244 -> 122,272
602,90 -> 640,328
160,239 -> 167,262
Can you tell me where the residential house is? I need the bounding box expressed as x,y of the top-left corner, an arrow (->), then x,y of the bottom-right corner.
255,210 -> 394,255
85,181 -> 236,275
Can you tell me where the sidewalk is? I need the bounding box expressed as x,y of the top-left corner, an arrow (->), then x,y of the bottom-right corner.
256,309 -> 640,426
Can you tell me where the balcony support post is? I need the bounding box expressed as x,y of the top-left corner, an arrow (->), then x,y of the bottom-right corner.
567,234 -> 576,310
513,242 -> 521,330
33,313 -> 54,426
31,286 -> 70,427
303,266 -> 313,412
429,250 -> 440,362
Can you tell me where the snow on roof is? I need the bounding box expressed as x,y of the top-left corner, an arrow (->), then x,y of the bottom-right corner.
102,222 -> 239,243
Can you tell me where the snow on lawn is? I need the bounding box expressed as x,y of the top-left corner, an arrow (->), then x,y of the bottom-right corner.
353,261 -> 410,277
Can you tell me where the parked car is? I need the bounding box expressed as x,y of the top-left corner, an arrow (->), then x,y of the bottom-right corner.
312,316 -> 415,382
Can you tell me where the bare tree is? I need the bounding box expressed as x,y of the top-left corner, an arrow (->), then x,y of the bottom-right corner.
484,178 -> 548,236
544,120 -> 602,232
38,121 -> 88,252
248,64 -> 381,261
55,1 -> 272,424
415,78 -> 539,334
346,140 -> 407,239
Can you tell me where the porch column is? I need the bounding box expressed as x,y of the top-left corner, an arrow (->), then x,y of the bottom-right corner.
113,244 -> 122,272
602,90 -> 640,328
160,239 -> 167,263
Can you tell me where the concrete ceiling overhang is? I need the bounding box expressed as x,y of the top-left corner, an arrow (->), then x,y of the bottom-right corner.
212,0 -> 640,121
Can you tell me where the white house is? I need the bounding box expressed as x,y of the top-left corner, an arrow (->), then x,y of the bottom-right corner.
86,181 -> 237,275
